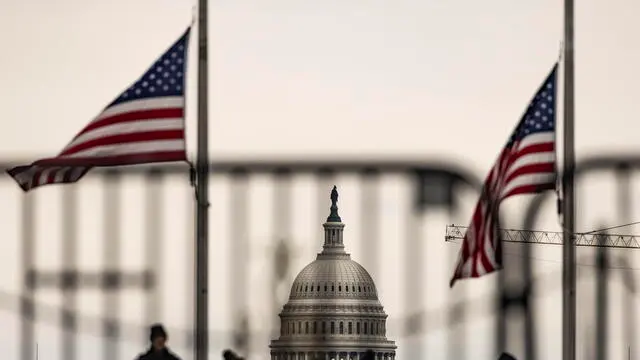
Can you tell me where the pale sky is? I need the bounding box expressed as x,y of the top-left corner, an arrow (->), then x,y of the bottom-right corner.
2,0 -> 640,359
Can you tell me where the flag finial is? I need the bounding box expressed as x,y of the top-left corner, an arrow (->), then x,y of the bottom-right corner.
327,186 -> 341,222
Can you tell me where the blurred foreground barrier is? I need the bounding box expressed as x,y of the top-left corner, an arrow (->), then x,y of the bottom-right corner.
3,153 -> 640,360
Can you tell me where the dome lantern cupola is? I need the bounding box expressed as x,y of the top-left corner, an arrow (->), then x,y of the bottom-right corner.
320,186 -> 348,258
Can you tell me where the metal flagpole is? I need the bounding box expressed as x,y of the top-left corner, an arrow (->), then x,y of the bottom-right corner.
195,0 -> 210,359
562,0 -> 576,359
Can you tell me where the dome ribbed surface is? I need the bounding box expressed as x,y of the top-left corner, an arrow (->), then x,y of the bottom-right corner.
289,258 -> 378,300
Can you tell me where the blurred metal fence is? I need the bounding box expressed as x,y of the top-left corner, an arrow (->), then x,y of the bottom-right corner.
2,154 -> 639,360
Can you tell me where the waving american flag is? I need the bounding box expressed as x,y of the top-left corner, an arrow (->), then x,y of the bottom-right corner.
450,64 -> 558,287
7,27 -> 191,192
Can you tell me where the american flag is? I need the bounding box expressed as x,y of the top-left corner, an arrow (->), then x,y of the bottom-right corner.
450,64 -> 558,287
7,27 -> 191,192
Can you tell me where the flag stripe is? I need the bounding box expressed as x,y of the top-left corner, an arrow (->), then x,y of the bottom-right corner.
76,107 -> 184,137
502,173 -> 556,198
31,151 -> 186,168
93,97 -> 185,121
504,163 -> 555,185
504,183 -> 556,199
513,132 -> 554,150
35,140 -> 185,164
7,28 -> 191,192
61,130 -> 184,156
506,151 -> 555,178
507,143 -> 554,168
66,118 -> 184,150
450,64 -> 558,287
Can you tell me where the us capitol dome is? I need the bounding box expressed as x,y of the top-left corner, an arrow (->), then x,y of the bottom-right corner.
270,186 -> 397,360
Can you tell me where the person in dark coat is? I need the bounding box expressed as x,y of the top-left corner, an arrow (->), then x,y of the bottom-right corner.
361,349 -> 375,360
222,349 -> 244,360
135,324 -> 181,360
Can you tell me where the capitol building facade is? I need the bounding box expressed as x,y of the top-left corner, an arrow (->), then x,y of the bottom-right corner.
270,187 -> 396,360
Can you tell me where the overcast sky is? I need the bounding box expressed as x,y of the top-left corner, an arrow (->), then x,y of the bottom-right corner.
2,0 -> 640,359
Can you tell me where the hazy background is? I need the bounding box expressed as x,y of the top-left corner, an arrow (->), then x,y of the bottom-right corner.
2,0 -> 640,359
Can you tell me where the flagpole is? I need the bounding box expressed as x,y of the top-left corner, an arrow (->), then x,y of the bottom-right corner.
195,0 -> 210,359
562,0 -> 576,359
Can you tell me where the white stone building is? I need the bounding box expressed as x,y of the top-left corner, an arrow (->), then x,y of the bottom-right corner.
269,187 -> 396,360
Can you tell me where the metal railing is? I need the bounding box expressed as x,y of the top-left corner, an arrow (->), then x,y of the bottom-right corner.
2,154 -> 638,360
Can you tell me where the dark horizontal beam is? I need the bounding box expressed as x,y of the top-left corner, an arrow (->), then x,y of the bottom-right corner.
0,157 -> 481,179
25,270 -> 154,290
1,154 -> 639,192
2,153 -> 640,173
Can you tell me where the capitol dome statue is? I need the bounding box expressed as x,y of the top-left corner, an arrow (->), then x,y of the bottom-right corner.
270,186 -> 396,360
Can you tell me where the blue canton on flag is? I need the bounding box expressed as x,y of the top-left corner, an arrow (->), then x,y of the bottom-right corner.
112,31 -> 189,105
507,67 -> 557,148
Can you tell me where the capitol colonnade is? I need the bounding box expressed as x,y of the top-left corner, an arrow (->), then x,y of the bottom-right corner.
270,351 -> 396,359
270,187 -> 397,360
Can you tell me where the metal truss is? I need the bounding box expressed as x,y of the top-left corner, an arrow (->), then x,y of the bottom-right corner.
445,225 -> 640,249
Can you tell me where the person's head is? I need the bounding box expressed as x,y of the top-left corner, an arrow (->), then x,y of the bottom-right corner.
149,324 -> 168,350
222,349 -> 243,360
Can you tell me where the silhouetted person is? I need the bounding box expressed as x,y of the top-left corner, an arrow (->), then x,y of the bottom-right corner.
361,349 -> 375,360
498,353 -> 517,360
222,349 -> 244,360
135,324 -> 181,360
